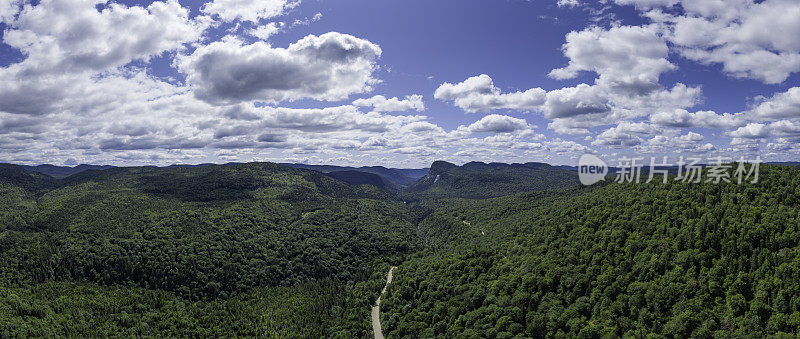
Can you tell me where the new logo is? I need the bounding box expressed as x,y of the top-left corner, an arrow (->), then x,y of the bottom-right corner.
578,154 -> 607,185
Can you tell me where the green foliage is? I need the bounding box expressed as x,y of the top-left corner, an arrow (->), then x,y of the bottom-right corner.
0,263 -> 390,337
0,163 -> 416,336
4,161 -> 800,337
383,165 -> 800,337
0,164 -> 58,192
401,161 -> 578,201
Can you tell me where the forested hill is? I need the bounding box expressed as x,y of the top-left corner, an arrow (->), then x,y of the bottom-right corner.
0,162 -> 418,336
400,160 -> 579,200
282,163 -> 428,187
4,161 -> 800,337
15,162 -> 430,188
382,164 -> 800,337
17,164 -> 116,179
0,164 -> 59,191
325,170 -> 393,191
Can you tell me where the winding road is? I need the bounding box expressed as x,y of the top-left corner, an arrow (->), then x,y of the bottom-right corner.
371,266 -> 397,339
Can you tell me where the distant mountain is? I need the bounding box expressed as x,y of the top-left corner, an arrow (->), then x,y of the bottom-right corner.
325,170 -> 391,190
11,162 -> 429,190
0,163 -> 60,191
282,163 -> 428,187
555,165 -> 579,171
163,163 -> 220,168
359,166 -> 429,183
400,160 -> 579,200
390,168 -> 429,180
769,162 -> 800,167
19,164 -> 115,178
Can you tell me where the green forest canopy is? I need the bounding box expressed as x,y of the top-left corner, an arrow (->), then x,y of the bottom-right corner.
1,161 -> 800,337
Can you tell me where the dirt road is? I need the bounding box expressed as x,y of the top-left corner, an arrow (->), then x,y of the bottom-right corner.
371,266 -> 396,339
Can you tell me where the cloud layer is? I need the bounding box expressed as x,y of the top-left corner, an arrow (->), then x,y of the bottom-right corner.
1,0 -> 798,167
178,33 -> 382,105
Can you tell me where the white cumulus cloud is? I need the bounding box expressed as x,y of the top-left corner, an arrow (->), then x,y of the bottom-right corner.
353,95 -> 425,112
459,114 -> 532,134
177,33 -> 382,105
751,87 -> 800,120
434,74 -> 546,113
642,0 -> 800,84
650,109 -> 746,129
549,25 -> 675,96
202,0 -> 298,23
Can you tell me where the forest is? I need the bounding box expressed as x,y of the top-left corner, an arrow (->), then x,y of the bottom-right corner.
2,161 -> 800,337
401,161 -> 578,201
0,163 -> 415,337
383,165 -> 800,337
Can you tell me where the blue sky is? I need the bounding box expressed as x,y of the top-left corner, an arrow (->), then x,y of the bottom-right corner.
0,0 -> 799,167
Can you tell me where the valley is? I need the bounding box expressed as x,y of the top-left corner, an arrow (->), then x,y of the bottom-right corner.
1,161 -> 800,337
3,0 -> 798,337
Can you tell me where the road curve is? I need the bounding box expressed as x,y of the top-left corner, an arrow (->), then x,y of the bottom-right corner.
372,266 -> 397,339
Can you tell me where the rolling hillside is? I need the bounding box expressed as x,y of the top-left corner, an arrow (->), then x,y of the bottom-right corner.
3,161 -> 800,337
283,163 -> 428,187
400,161 -> 579,200
0,162 -> 417,337
19,164 -> 116,179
